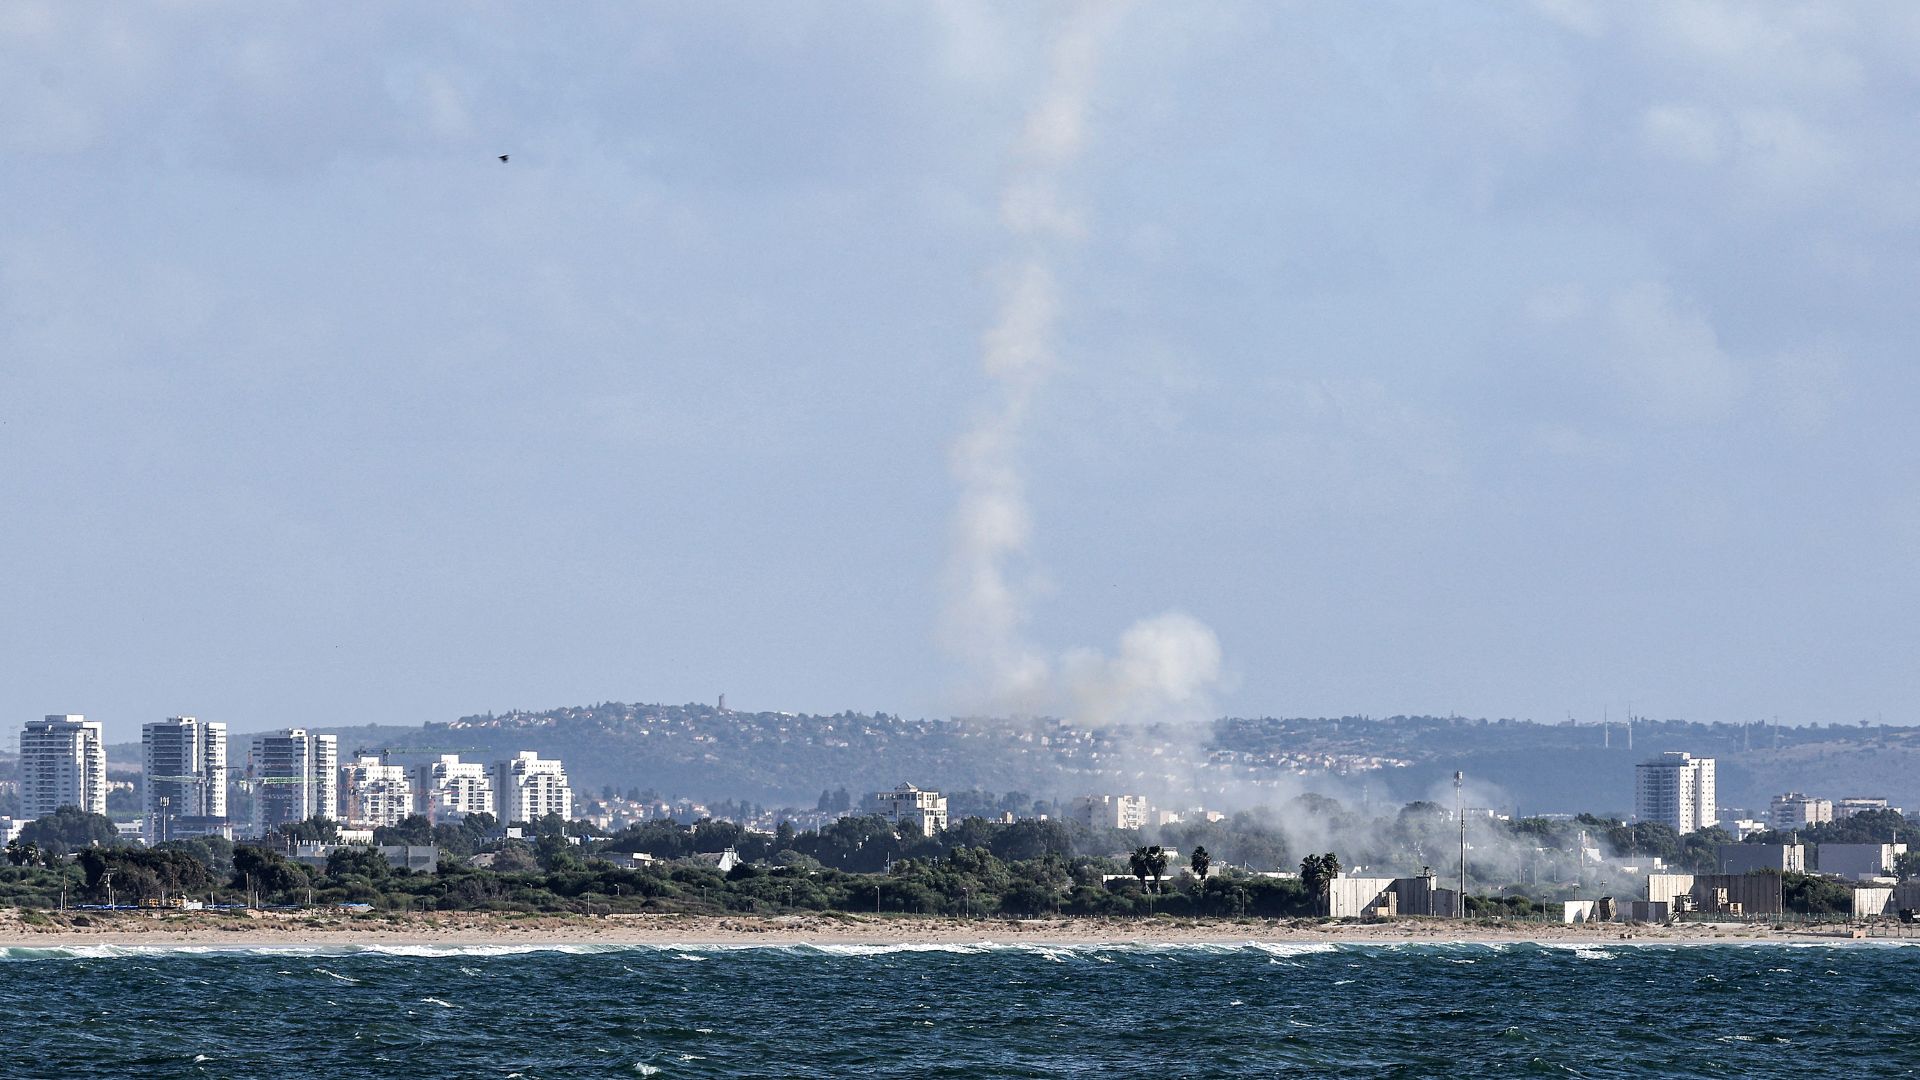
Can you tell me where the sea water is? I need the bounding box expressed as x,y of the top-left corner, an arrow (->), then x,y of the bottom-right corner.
0,940 -> 1914,1077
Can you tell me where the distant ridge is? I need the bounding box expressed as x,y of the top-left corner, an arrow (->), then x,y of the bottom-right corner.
104,704 -> 1920,813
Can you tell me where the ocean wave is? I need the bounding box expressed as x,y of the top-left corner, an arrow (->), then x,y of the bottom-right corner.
0,937 -> 1912,962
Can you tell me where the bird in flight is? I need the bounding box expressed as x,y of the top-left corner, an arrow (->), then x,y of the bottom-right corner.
498,154 -> 509,163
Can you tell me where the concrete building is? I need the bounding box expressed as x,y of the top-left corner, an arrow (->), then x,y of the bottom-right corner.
141,716 -> 229,843
1769,792 -> 1833,831
1629,900 -> 1671,923
1646,872 -> 1785,916
690,847 -> 742,874
874,783 -> 948,834
1562,900 -> 1593,924
292,842 -> 437,873
1851,882 -> 1920,920
1834,797 -> 1900,819
1325,871 -> 1460,918
1818,842 -> 1906,881
339,755 -> 414,829
1070,794 -> 1150,831
492,751 -> 572,824
20,714 -> 108,819
1718,843 -> 1806,874
247,729 -> 339,836
1634,752 -> 1716,835
415,755 -> 494,823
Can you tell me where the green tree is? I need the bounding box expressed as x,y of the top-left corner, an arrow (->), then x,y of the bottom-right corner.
373,814 -> 435,847
279,816 -> 341,844
1146,846 -> 1169,892
1129,847 -> 1152,891
1300,852 -> 1341,911
1190,846 -> 1212,883
158,836 -> 235,882
325,845 -> 394,883
18,807 -> 122,852
1782,871 -> 1852,916
987,819 -> 1072,862
1129,845 -> 1170,894
79,849 -> 211,900
489,842 -> 539,873
230,845 -> 310,902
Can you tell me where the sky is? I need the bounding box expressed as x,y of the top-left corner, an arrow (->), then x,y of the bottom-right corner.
4,2 -> 1919,744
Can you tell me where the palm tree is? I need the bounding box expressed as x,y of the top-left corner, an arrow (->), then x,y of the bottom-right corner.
1146,846 -> 1169,893
1301,852 -> 1342,914
1190,846 -> 1212,883
1300,853 -> 1324,896
1129,847 -> 1151,892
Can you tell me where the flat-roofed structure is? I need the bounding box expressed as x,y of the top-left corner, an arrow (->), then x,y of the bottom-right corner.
21,715 -> 107,819
1635,752 -> 1716,835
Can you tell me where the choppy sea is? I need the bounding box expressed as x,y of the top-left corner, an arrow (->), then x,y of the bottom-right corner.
1,940 -> 1914,1077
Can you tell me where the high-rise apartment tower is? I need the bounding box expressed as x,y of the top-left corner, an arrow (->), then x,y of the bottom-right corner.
20,714 -> 107,819
1634,751 -> 1717,835
142,716 -> 228,842
247,729 -> 338,836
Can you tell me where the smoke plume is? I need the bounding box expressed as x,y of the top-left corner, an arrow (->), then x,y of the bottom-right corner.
942,5 -> 1223,727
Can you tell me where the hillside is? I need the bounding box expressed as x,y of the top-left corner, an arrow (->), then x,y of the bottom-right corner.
103,706 -> 1920,816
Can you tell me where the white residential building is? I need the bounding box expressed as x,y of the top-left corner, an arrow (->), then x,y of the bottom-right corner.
340,755 -> 415,829
1769,792 -> 1833,831
247,730 -> 338,836
20,714 -> 107,819
415,755 -> 495,823
874,782 -> 948,834
491,751 -> 572,824
142,716 -> 229,843
1835,797 -> 1899,820
1634,752 -> 1716,835
1070,794 -> 1150,831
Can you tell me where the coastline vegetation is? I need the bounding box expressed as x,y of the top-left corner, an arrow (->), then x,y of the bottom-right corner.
0,801 -> 1905,920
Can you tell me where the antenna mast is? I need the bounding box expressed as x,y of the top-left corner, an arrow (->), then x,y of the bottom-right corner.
1454,770 -> 1466,920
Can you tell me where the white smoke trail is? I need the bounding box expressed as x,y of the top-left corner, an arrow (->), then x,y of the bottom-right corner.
942,5 -> 1222,727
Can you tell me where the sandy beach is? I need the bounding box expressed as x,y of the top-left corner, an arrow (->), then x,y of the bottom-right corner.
0,910 -> 1879,949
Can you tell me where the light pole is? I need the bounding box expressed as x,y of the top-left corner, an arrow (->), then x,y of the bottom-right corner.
1454,771 -> 1466,919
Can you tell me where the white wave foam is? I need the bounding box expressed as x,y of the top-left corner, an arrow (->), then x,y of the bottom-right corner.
1,936 -> 1911,963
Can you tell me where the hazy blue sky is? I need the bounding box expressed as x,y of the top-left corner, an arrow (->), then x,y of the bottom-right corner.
5,2 -> 1918,743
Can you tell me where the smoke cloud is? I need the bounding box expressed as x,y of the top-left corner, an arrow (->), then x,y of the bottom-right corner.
942,5 -> 1223,727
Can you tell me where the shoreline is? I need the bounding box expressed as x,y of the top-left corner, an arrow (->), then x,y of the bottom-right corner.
0,911 -> 1893,949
